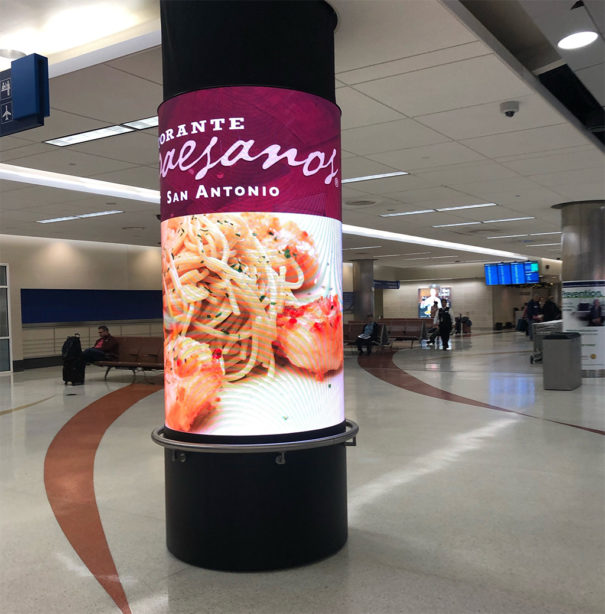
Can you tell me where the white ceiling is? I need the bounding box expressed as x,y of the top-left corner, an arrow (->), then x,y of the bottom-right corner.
0,0 -> 604,268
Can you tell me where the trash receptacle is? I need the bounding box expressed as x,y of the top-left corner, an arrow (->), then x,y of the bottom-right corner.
542,332 -> 582,390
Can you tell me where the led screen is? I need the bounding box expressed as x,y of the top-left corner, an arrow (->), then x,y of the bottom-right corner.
418,285 -> 452,317
497,262 -> 512,285
510,262 -> 525,285
485,261 -> 540,285
158,87 -> 343,436
524,261 -> 539,283
484,264 -> 499,286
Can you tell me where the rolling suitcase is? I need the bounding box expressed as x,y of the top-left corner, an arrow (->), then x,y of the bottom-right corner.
62,335 -> 84,385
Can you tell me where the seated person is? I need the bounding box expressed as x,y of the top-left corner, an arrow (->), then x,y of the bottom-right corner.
81,325 -> 119,363
356,314 -> 379,355
588,299 -> 603,326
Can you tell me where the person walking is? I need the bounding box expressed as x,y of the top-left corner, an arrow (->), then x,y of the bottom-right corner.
439,307 -> 453,351
542,296 -> 561,322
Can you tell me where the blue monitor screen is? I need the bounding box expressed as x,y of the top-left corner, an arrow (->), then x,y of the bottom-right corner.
524,261 -> 539,283
497,262 -> 512,284
510,262 -> 526,284
484,264 -> 499,285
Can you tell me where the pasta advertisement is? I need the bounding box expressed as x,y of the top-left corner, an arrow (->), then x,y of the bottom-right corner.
158,87 -> 343,436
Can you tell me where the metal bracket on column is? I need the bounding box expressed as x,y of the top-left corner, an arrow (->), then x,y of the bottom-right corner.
152,419 -> 359,456
171,450 -> 187,463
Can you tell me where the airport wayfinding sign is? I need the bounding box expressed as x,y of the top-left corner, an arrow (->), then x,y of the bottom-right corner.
0,54 -> 50,137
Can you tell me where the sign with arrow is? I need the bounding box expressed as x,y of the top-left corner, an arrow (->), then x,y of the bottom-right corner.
0,53 -> 50,137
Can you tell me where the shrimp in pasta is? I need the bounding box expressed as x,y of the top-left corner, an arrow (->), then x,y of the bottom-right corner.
274,295 -> 343,380
243,213 -> 319,290
164,335 -> 225,431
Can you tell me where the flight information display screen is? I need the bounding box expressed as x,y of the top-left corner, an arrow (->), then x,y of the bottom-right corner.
484,261 -> 540,285
497,263 -> 512,285
484,264 -> 499,286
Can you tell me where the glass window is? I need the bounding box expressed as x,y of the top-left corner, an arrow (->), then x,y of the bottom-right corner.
0,288 -> 7,337
0,339 -> 9,371
0,265 -> 6,286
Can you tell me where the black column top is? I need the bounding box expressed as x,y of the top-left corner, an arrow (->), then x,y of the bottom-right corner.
160,0 -> 337,103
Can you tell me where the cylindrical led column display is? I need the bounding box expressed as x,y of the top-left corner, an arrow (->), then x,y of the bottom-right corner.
155,1 -> 351,571
159,88 -> 343,440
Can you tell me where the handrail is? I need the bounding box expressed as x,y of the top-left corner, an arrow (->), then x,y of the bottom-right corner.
151,420 -> 359,457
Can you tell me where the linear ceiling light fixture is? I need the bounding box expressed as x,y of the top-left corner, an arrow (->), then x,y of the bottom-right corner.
123,116 -> 159,129
45,125 -> 134,146
342,224 -> 530,259
529,231 -> 562,236
433,222 -> 481,228
435,203 -> 497,212
380,209 -> 435,217
483,217 -> 535,223
37,210 -> 123,224
342,171 -> 407,184
342,245 -> 383,251
0,163 -> 161,204
527,243 -> 561,247
380,203 -> 498,217
45,115 -> 160,147
487,234 -> 528,239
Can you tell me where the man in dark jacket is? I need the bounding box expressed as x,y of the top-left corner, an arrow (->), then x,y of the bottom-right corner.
439,307 -> 453,350
542,296 -> 560,322
81,325 -> 119,363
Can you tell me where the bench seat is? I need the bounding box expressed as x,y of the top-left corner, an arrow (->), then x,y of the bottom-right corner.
93,336 -> 164,380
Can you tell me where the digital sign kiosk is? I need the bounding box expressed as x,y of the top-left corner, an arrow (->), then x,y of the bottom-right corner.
152,0 -> 357,571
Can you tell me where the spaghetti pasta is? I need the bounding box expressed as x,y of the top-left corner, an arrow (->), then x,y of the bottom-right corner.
162,212 -> 343,432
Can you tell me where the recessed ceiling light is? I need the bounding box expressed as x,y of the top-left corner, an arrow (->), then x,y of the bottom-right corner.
482,217 -> 534,223
528,243 -> 560,247
436,203 -> 497,212
45,125 -> 134,146
432,222 -> 482,228
486,234 -> 528,239
431,255 -> 457,258
380,209 -> 435,217
123,116 -> 159,130
36,210 -> 123,224
557,31 -> 598,50
342,171 -> 408,184
529,231 -> 562,236
342,245 -> 382,251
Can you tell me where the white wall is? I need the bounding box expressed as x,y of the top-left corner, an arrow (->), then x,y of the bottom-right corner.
0,234 -> 161,361
383,279 -> 493,330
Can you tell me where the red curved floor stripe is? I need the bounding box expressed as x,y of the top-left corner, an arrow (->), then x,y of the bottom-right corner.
358,352 -> 605,436
44,384 -> 162,614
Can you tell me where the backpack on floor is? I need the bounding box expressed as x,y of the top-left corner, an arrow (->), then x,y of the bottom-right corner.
62,335 -> 82,360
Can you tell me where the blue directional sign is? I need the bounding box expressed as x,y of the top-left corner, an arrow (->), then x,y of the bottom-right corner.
0,54 -> 49,137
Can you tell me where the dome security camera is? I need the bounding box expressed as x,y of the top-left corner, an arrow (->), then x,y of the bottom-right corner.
500,101 -> 520,118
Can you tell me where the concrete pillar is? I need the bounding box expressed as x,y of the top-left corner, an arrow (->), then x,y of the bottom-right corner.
555,200 -> 605,377
353,259 -> 374,320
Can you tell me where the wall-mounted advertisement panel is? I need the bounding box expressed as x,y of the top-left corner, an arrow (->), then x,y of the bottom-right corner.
418,285 -> 452,318
562,280 -> 605,372
158,87 -> 343,437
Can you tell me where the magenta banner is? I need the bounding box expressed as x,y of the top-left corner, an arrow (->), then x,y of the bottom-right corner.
158,86 -> 341,221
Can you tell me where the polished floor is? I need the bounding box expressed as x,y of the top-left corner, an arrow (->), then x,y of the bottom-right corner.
1,331 -> 604,614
